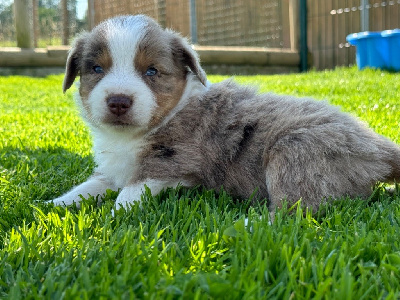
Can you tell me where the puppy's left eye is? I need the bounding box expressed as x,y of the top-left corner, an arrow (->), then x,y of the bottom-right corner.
145,67 -> 158,76
93,65 -> 104,74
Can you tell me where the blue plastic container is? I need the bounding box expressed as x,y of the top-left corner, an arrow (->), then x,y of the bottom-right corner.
381,29 -> 400,71
346,32 -> 387,70
346,30 -> 400,71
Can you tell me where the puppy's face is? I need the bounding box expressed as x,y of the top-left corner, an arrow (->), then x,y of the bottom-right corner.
63,15 -> 206,132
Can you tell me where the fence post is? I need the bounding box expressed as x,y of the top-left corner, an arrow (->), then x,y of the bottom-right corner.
189,0 -> 198,44
299,0 -> 308,72
14,0 -> 33,48
88,0 -> 95,30
288,0 -> 299,51
62,0 -> 69,45
32,0 -> 38,47
361,0 -> 369,31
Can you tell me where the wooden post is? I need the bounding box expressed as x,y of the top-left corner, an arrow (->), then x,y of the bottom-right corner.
281,0 -> 291,49
87,0 -> 95,30
14,0 -> 33,48
62,0 -> 69,45
289,0 -> 299,51
32,0 -> 38,47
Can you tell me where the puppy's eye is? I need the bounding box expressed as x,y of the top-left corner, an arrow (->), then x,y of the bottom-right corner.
145,67 -> 158,76
93,65 -> 104,74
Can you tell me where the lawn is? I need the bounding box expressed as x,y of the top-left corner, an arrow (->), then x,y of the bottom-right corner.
1,67 -> 400,299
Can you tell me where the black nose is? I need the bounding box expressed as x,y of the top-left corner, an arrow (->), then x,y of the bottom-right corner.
106,95 -> 133,116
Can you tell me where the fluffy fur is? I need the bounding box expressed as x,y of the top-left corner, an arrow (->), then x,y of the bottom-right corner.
51,14 -> 400,214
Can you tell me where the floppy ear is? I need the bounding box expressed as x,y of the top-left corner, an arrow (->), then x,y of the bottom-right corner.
170,33 -> 207,86
62,33 -> 88,93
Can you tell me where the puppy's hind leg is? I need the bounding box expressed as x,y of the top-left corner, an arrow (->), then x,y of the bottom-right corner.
381,139 -> 400,183
376,138 -> 400,196
264,149 -> 328,214
263,132 -> 356,214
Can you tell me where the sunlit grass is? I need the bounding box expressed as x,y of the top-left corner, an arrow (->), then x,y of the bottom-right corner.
1,67 -> 400,298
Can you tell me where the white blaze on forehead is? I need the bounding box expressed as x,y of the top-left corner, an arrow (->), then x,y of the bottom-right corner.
103,15 -> 148,71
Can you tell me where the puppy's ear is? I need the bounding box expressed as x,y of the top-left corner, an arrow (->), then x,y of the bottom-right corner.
170,33 -> 207,86
63,33 -> 87,93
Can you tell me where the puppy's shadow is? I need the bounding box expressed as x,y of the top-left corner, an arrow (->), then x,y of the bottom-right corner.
0,146 -> 95,202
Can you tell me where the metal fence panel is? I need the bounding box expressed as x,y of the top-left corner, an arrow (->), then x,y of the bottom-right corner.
90,0 -> 286,48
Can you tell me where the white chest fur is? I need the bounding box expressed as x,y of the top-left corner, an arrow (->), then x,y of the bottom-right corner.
92,129 -> 144,188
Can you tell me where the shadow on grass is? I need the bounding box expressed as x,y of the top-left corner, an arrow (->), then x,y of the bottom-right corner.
1,146 -> 94,199
0,145 -> 253,244
0,146 -> 94,240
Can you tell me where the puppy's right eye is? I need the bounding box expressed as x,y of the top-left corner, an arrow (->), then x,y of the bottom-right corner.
145,67 -> 158,76
93,66 -> 104,74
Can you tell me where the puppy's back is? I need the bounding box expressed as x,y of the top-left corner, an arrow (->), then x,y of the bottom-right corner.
141,79 -> 400,210
186,80 -> 400,208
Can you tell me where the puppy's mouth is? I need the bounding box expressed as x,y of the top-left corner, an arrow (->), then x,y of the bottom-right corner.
102,115 -> 137,127
110,120 -> 131,126
102,115 -> 147,136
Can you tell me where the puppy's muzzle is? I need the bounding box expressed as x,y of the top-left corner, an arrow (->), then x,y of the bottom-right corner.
106,94 -> 133,116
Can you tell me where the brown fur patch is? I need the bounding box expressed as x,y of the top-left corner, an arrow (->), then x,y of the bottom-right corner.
63,32 -> 89,93
134,26 -> 188,127
79,33 -> 112,101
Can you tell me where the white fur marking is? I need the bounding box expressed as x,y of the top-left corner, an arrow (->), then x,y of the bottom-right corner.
114,179 -> 189,210
92,128 -> 145,188
49,175 -> 115,207
106,16 -> 156,127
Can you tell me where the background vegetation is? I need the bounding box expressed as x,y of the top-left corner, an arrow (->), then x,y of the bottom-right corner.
0,0 -> 87,47
1,68 -> 400,298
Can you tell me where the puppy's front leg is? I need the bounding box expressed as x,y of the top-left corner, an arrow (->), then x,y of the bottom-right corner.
115,179 -> 188,210
50,174 -> 116,207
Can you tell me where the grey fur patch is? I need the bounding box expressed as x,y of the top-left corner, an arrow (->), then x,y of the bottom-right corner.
133,79 -> 400,211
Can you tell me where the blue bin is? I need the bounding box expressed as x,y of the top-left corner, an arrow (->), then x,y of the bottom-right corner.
346,32 -> 388,70
346,30 -> 400,71
381,29 -> 400,71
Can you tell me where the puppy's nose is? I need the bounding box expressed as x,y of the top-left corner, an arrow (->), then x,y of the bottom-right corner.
106,95 -> 133,116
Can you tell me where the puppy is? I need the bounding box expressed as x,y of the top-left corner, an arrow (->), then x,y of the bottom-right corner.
51,14 -> 400,214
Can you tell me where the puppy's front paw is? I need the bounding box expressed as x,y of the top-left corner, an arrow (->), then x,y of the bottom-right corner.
47,195 -> 81,208
114,186 -> 143,211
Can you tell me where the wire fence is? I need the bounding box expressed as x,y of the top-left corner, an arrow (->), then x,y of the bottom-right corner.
90,0 -> 286,48
0,0 -> 285,48
89,0 -> 400,69
196,0 -> 283,47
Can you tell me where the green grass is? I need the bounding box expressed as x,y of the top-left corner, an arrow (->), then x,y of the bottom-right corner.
1,67 -> 400,299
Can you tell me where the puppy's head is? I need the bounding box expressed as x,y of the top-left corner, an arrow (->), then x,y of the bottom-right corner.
63,15 -> 207,131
